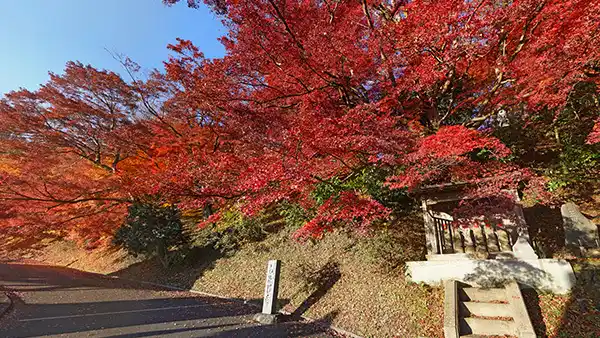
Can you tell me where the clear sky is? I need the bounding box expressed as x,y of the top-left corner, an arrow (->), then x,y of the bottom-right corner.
0,0 -> 225,96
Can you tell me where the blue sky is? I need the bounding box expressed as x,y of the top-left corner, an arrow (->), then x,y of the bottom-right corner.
0,0 -> 225,96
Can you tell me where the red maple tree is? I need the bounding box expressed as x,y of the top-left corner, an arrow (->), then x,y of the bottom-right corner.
1,0 -> 599,242
0,62 -> 153,245
157,0 -> 599,238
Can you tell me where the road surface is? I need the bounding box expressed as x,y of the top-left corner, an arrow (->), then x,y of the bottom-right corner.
0,262 -> 337,337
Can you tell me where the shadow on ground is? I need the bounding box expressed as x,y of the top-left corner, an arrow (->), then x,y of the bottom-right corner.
466,259 -> 553,288
521,289 -> 548,337
553,260 -> 600,337
291,261 -> 341,319
107,245 -> 225,290
523,205 -> 565,258
519,259 -> 600,338
0,262 -> 334,337
0,233 -> 60,261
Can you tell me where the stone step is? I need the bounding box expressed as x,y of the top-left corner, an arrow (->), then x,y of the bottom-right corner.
459,301 -> 512,318
460,317 -> 516,336
505,281 -> 537,338
459,287 -> 507,303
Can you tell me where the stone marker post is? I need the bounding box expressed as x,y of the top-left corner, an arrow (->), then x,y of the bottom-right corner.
253,260 -> 282,324
262,259 -> 281,314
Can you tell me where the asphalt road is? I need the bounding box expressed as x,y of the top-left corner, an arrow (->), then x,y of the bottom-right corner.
0,262 -> 337,338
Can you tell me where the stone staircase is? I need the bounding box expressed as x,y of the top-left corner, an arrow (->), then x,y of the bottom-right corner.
444,280 -> 536,338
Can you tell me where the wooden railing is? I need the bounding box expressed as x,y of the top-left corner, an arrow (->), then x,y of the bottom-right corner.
433,217 -> 513,255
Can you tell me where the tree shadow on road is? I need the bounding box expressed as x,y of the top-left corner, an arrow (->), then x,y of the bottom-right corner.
0,262 -> 323,338
0,263 -> 168,293
0,293 -> 255,337
105,311 -> 339,338
210,310 -> 339,338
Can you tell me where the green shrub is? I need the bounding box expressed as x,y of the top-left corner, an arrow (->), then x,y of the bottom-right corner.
311,166 -> 413,210
277,202 -> 312,230
113,202 -> 189,268
196,208 -> 270,254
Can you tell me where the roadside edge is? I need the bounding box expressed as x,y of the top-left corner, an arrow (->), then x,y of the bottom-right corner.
108,276 -> 364,338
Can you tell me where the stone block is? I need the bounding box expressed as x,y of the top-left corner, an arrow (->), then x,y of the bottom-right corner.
443,280 -> 459,338
406,258 -> 576,294
261,260 -> 281,315
253,313 -> 281,325
461,317 -> 514,336
512,235 -> 538,259
505,281 -> 536,338
562,202 -> 599,249
459,301 -> 512,318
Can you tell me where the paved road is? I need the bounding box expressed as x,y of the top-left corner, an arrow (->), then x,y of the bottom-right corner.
0,262 -> 337,338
